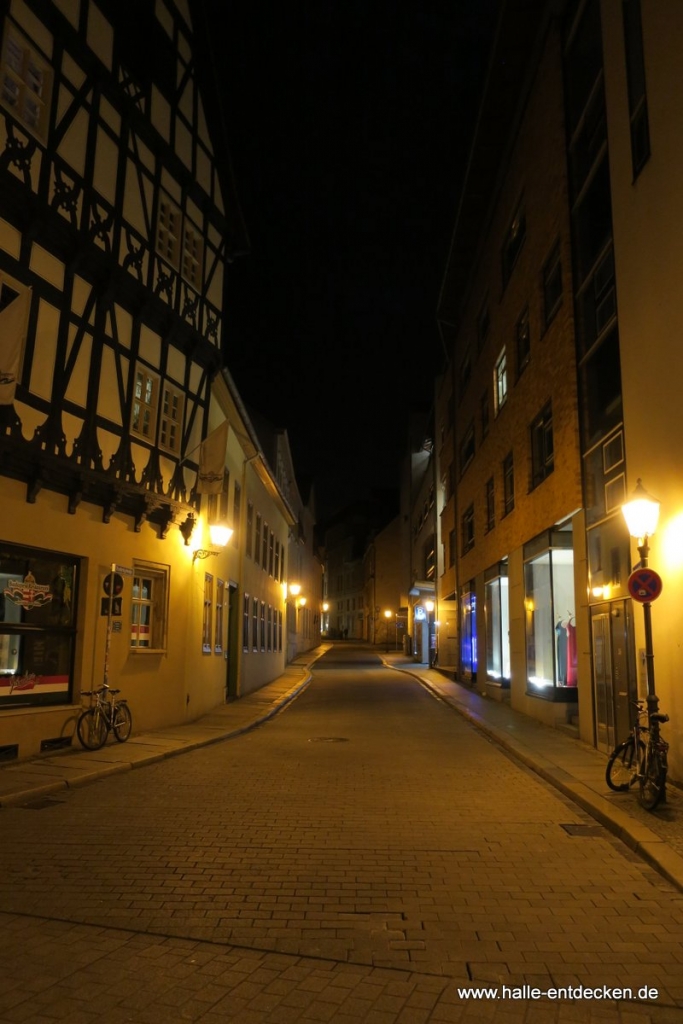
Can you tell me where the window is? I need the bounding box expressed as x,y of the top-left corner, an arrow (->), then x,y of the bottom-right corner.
448,528 -> 456,567
232,482 -> 241,548
459,347 -> 472,395
480,390 -> 490,439
242,593 -> 250,651
202,573 -> 213,653
503,452 -> 515,516
182,219 -> 204,289
494,348 -> 508,414
131,365 -> 158,442
542,240 -> 563,327
278,609 -> 283,652
0,22 -> 52,142
268,531 -> 274,576
0,543 -> 78,709
251,597 -> 259,651
255,514 -> 262,563
266,605 -> 272,651
516,307 -> 530,376
502,199 -> 526,286
274,539 -> 280,580
485,477 -> 495,533
531,402 -> 554,488
524,528 -> 577,699
485,563 -> 510,683
424,535 -> 436,580
459,421 -> 475,476
461,504 -> 475,554
215,579 -> 225,654
156,193 -> 181,269
260,601 -> 266,651
246,503 -> 254,558
159,384 -> 183,455
477,299 -> 490,350
262,522 -> 268,569
622,0 -> 650,177
131,563 -> 168,651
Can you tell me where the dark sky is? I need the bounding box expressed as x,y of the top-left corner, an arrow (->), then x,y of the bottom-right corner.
193,1 -> 498,518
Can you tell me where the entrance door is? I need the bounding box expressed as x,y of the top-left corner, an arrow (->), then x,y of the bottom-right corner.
591,599 -> 636,752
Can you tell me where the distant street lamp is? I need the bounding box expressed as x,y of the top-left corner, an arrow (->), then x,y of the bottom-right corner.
621,479 -> 661,718
384,609 -> 392,652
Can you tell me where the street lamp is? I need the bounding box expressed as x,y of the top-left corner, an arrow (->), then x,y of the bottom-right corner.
193,522 -> 233,563
622,479 -> 661,718
384,609 -> 392,652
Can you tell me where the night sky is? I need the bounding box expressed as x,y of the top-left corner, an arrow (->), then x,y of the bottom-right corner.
192,1 -> 498,519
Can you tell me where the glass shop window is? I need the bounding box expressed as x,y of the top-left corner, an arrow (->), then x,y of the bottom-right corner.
485,563 -> 510,684
460,586 -> 477,682
0,543 -> 79,709
523,527 -> 577,701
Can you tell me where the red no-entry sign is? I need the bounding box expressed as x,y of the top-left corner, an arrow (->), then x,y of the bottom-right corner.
627,568 -> 663,603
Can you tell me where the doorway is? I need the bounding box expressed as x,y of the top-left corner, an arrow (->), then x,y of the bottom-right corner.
591,599 -> 636,752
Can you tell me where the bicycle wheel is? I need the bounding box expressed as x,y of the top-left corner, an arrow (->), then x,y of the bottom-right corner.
77,707 -> 108,750
112,702 -> 132,742
639,747 -> 667,811
606,737 -> 644,791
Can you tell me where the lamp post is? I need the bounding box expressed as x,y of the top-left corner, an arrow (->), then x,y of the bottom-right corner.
384,609 -> 392,652
622,479 -> 661,719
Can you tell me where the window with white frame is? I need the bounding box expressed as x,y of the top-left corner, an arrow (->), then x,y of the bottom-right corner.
131,563 -> 169,651
260,601 -> 266,651
0,22 -> 52,142
215,579 -> 225,654
156,193 -> 181,269
182,220 -> 204,289
131,364 -> 159,442
494,347 -> 508,414
159,383 -> 184,454
202,573 -> 213,653
242,593 -> 250,651
251,597 -> 258,651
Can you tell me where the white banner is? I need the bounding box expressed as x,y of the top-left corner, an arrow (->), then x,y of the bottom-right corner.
197,420 -> 228,494
0,288 -> 30,405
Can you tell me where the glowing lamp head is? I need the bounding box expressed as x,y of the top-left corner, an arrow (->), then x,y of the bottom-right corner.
622,479 -> 660,540
208,523 -> 232,547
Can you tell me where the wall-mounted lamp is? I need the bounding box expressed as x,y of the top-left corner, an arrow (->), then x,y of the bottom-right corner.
193,523 -> 233,563
289,583 -> 302,596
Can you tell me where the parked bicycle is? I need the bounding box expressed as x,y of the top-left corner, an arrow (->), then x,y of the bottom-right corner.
77,683 -> 133,750
605,698 -> 669,810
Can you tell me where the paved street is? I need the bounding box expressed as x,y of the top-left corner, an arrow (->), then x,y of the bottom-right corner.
1,645 -> 682,1023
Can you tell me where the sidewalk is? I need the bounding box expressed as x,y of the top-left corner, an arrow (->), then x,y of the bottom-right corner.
384,652 -> 683,896
2,645 -> 683,897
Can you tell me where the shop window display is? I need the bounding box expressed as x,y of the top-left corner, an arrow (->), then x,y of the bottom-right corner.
0,543 -> 78,708
524,527 -> 577,701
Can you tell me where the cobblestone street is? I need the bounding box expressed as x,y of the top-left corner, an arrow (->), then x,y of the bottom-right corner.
1,648 -> 682,1022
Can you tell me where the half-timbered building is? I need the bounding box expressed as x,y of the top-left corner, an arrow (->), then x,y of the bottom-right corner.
0,0 -> 249,759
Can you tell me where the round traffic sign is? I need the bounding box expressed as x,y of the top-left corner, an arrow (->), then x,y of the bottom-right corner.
103,572 -> 124,597
627,568 -> 663,603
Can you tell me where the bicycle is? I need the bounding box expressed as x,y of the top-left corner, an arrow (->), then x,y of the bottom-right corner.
605,699 -> 669,810
77,683 -> 133,750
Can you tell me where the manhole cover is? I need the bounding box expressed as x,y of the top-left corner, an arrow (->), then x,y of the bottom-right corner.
308,737 -> 349,743
561,823 -> 605,837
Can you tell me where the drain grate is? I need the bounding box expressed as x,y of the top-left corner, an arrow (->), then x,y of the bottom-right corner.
308,737 -> 349,743
21,797 -> 63,810
561,823 -> 605,837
